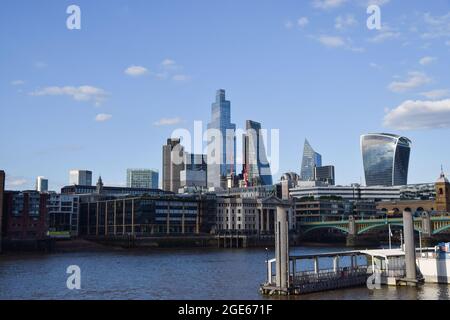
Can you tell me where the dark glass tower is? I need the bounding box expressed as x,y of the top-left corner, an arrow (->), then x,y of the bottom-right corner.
361,133 -> 411,186
242,120 -> 273,186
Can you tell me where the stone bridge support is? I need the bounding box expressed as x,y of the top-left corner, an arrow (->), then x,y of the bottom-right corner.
346,216 -> 357,247
420,212 -> 433,247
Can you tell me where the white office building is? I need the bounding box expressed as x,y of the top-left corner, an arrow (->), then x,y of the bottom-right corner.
69,170 -> 93,186
36,176 -> 48,193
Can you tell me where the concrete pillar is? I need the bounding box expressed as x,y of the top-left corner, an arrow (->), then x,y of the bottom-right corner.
105,201 -> 108,236
348,216 -> 356,235
166,204 -> 170,235
268,261 -> 273,284
333,256 -> 340,273
131,199 -> 135,236
266,209 -> 270,233
421,213 -> 432,237
182,213 -> 185,234
403,210 -> 417,282
275,206 -> 289,291
292,258 -> 296,278
314,257 -> 319,274
259,209 -> 263,234
351,255 -> 356,270
346,215 -> 357,247
122,199 -> 126,235
87,202 -> 90,235
113,201 -> 117,235
96,202 -> 99,236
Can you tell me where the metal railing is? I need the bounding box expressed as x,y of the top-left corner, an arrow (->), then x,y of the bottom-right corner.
291,267 -> 369,286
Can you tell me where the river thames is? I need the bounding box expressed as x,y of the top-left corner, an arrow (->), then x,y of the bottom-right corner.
1,246 -> 449,300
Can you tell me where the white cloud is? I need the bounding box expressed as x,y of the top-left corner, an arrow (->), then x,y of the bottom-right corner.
335,14 -> 356,30
124,65 -> 149,76
369,62 -> 380,68
388,72 -> 431,93
284,20 -> 294,29
172,74 -> 191,81
312,35 -> 363,52
95,113 -> 112,122
153,117 -> 183,126
384,99 -> 450,130
161,59 -> 177,68
34,61 -> 47,69
30,85 -> 108,105
312,0 -> 347,10
317,35 -> 346,47
422,12 -> 450,39
419,56 -> 437,66
11,80 -> 25,85
6,176 -> 27,188
363,0 -> 390,6
298,17 -> 309,28
368,31 -> 401,43
420,89 -> 449,100
160,59 -> 182,73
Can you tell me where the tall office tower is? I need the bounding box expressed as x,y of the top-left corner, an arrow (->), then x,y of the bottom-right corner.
36,176 -> 49,192
242,120 -> 273,186
314,165 -> 335,185
69,170 -> 93,186
361,133 -> 411,187
180,153 -> 208,188
127,169 -> 159,189
206,89 -> 236,189
162,138 -> 184,192
0,170 -> 4,253
300,139 -> 322,181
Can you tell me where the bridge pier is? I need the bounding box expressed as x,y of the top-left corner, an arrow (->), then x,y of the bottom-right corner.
346,235 -> 379,247
346,235 -> 357,247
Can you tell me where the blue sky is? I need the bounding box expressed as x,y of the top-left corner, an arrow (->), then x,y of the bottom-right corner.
1,0 -> 450,191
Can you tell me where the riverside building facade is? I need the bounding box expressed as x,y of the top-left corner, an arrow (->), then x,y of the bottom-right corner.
289,184 -> 401,201
215,196 -> 294,234
78,194 -> 217,237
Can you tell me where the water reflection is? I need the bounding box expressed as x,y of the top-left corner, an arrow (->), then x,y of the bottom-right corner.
0,247 -> 448,300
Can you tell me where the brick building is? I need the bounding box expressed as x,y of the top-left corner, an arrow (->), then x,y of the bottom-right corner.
2,191 -> 49,241
377,171 -> 450,216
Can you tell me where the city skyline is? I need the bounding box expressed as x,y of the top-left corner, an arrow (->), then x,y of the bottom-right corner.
1,0 -> 450,191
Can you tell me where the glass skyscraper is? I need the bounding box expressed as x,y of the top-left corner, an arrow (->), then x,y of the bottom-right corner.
243,120 -> 272,186
206,89 -> 236,189
300,139 -> 322,181
361,133 -> 411,187
127,169 -> 159,189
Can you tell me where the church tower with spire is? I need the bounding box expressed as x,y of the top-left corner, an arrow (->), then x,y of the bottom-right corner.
96,176 -> 104,194
435,167 -> 450,213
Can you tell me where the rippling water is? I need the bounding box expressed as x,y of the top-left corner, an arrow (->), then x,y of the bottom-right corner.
0,247 -> 449,300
